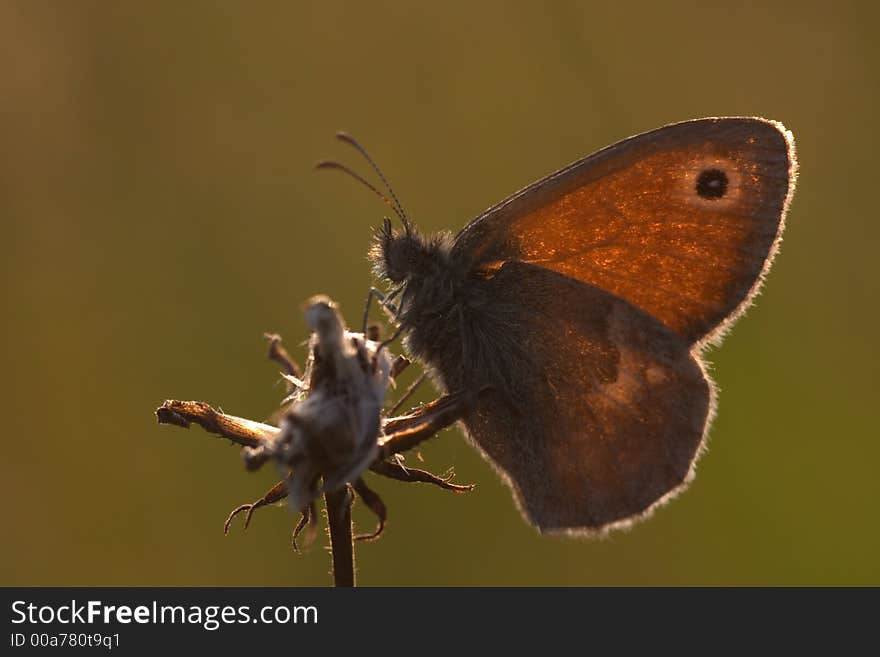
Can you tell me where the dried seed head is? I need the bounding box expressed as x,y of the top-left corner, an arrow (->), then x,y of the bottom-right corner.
258,297 -> 394,514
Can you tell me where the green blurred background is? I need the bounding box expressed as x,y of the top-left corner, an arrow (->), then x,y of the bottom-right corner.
2,1 -> 878,586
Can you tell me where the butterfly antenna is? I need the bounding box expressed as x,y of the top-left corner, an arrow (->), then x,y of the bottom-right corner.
314,160 -> 404,221
334,132 -> 412,233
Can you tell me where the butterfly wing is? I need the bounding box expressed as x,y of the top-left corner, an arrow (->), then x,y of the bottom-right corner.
459,262 -> 711,532
452,117 -> 796,345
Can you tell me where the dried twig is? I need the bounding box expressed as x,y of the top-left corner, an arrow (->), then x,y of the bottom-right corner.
325,487 -> 355,587
156,400 -> 276,447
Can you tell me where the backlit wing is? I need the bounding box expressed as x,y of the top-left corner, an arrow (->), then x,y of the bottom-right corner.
452,118 -> 796,345
459,262 -> 712,532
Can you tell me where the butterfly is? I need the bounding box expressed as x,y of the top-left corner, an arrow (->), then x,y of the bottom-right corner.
323,117 -> 797,534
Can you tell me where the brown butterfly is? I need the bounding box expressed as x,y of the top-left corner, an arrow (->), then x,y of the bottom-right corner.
323,117 -> 797,534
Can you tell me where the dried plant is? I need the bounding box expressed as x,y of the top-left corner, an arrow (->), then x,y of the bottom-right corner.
156,296 -> 477,586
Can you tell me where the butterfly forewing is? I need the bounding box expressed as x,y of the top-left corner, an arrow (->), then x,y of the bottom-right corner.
453,118 -> 796,344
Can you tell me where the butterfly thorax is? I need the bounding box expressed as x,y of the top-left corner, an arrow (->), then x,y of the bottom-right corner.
371,224 -> 472,372
371,221 -> 530,401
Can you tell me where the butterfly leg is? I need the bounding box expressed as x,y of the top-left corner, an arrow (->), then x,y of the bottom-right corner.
374,323 -> 406,362
223,480 -> 289,534
360,322 -> 410,378
361,286 -> 402,334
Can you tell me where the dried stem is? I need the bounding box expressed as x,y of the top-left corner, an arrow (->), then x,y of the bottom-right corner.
155,400 -> 277,447
264,333 -> 301,378
324,487 -> 355,587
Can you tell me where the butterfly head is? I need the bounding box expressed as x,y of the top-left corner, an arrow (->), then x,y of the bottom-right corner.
370,217 -> 454,285
370,218 -> 410,283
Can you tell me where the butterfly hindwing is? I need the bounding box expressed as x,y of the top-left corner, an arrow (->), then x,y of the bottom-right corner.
456,262 -> 712,532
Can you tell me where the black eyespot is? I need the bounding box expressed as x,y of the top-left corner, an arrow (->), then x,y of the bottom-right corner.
695,169 -> 728,200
